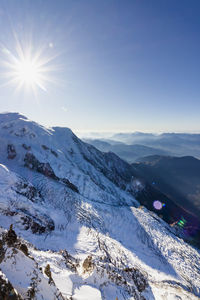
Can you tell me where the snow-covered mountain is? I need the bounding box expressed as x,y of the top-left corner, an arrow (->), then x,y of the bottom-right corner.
0,112 -> 200,300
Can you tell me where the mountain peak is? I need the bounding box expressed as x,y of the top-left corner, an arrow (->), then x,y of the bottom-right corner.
0,112 -> 28,123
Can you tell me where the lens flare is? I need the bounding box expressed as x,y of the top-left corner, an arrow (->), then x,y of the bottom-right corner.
153,200 -> 165,210
177,217 -> 187,228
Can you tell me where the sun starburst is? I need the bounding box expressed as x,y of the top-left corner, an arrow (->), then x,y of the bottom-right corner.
1,38 -> 57,93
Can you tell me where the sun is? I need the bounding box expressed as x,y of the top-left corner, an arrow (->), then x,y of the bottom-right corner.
15,60 -> 39,85
13,57 -> 44,89
1,39 -> 56,93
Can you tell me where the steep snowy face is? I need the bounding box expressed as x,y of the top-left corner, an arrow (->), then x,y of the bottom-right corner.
0,112 -> 136,206
0,112 -> 200,300
0,164 -> 55,234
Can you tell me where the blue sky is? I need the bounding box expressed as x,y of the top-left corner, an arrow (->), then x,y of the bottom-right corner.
0,0 -> 200,133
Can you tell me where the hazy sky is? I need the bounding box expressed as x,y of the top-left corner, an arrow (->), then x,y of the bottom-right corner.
0,0 -> 200,133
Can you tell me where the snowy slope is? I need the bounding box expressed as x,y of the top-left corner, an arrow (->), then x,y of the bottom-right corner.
0,112 -> 200,300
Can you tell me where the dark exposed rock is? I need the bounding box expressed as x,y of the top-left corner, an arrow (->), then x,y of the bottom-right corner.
44,264 -> 53,284
42,144 -> 49,150
13,181 -> 41,202
105,265 -> 147,299
0,201 -> 54,235
14,181 -> 42,203
51,149 -> 58,157
42,145 -> 58,157
25,152 -> 79,195
3,210 -> 17,217
60,178 -> 79,193
0,239 -> 5,263
5,225 -> 17,246
44,264 -> 51,277
123,267 -> 147,292
82,255 -> 94,273
22,143 -> 31,151
7,144 -> 16,159
0,208 -> 54,235
27,286 -> 35,299
0,273 -> 21,300
21,214 -> 55,234
60,249 -> 79,272
19,243 -> 29,256
24,153 -> 58,180
15,127 -> 28,136
24,152 -> 79,193
92,248 -> 148,299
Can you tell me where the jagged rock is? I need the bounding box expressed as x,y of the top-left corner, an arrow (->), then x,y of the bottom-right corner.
51,149 -> 58,157
0,208 -> 54,235
82,255 -> 94,273
0,272 -> 21,300
19,243 -> 29,256
44,264 -> 53,284
22,143 -> 31,150
5,225 -> 17,246
42,145 -> 58,157
14,181 -> 42,203
42,144 -> 49,150
60,249 -> 79,272
24,152 -> 58,180
21,214 -> 55,234
60,178 -> 79,193
7,144 -> 16,159
27,286 -> 35,299
0,239 -> 5,263
123,267 -> 147,292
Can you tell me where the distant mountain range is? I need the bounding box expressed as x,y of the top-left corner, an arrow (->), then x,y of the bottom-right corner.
83,138 -> 170,163
112,132 -> 200,158
83,132 -> 200,162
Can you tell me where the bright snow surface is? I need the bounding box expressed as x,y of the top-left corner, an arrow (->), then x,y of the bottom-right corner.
0,112 -> 199,300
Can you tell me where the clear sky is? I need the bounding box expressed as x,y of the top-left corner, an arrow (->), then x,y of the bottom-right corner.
0,0 -> 200,133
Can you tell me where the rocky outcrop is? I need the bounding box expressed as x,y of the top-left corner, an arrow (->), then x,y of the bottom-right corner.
20,213 -> 55,234
24,152 -> 79,193
14,180 -> 42,203
0,228 -> 65,300
24,153 -> 58,180
0,272 -> 21,300
22,143 -> 31,151
1,208 -> 55,235
82,255 -> 94,273
60,249 -> 79,272
123,267 -> 147,293
60,178 -> 79,193
7,144 -> 16,159
44,264 -> 53,283
5,224 -> 17,246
